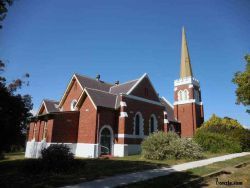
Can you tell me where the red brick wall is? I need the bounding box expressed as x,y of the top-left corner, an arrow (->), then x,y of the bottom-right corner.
51,112 -> 79,143
46,119 -> 54,142
28,122 -> 35,141
175,103 -> 194,137
35,121 -> 40,141
130,77 -> 160,102
117,96 -> 165,144
38,121 -> 45,141
78,96 -> 97,143
174,102 -> 204,137
123,97 -> 164,135
62,78 -> 83,111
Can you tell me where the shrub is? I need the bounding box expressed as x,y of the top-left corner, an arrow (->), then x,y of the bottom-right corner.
142,131 -> 179,160
41,144 -> 74,173
194,130 -> 242,153
141,131 -> 203,160
173,138 -> 203,159
22,144 -> 85,174
196,114 -> 250,152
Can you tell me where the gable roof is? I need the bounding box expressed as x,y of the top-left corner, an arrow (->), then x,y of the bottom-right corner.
126,73 -> 160,102
109,79 -> 138,95
59,74 -> 114,108
160,97 -> 176,122
77,88 -> 117,110
75,74 -> 113,92
37,99 -> 59,115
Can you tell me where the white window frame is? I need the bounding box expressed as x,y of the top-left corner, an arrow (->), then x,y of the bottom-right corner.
133,112 -> 144,136
70,99 -> 78,111
149,114 -> 158,134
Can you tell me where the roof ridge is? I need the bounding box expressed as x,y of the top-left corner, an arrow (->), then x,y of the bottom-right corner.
74,73 -> 114,86
43,99 -> 59,103
109,78 -> 139,89
126,73 -> 148,94
161,97 -> 174,109
85,87 -> 117,96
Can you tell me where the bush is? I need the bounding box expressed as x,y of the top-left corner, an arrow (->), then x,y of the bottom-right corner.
41,144 -> 74,173
141,132 -> 203,160
23,144 -> 85,174
142,131 -> 178,160
194,130 -> 242,153
173,138 -> 203,159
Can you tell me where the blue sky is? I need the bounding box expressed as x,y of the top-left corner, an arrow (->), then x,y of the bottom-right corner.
0,0 -> 249,127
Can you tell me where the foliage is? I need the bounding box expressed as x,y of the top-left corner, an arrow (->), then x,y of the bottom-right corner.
232,54 -> 250,113
194,130 -> 242,153
195,114 -> 250,152
141,132 -> 203,160
174,138 -> 203,159
202,114 -> 244,130
0,0 -> 32,157
0,0 -> 13,28
141,131 -> 178,160
40,144 -> 75,173
22,145 -> 86,174
0,66 -> 32,155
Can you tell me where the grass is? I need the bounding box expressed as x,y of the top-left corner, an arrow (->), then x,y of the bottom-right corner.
113,151 -> 227,166
0,152 -> 241,188
204,162 -> 250,187
124,155 -> 250,188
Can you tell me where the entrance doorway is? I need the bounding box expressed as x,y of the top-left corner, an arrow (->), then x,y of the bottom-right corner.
100,127 -> 112,155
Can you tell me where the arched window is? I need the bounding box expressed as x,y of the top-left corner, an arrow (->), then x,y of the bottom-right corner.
134,112 -> 144,136
135,114 -> 140,135
182,89 -> 189,101
149,114 -> 158,134
70,99 -> 77,111
178,90 -> 183,101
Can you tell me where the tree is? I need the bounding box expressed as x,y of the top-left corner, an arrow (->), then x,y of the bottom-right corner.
0,0 -> 33,157
0,0 -> 13,29
0,63 -> 33,156
196,114 -> 250,152
232,54 -> 250,113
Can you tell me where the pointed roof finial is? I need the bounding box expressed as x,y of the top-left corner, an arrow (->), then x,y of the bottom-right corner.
180,27 -> 193,78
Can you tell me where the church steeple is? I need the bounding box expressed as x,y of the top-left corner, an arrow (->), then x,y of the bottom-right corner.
180,27 -> 193,78
174,27 -> 204,137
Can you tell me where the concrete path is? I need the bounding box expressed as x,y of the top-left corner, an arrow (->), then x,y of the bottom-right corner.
63,152 -> 250,188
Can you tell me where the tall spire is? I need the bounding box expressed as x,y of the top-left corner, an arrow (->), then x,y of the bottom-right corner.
180,27 -> 193,78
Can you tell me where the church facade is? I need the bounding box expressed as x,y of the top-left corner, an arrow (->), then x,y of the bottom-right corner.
25,28 -> 204,158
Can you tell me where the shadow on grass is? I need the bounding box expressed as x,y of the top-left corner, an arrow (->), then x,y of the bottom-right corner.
0,158 -> 169,188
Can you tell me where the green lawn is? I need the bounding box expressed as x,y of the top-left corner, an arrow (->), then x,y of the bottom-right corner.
124,155 -> 250,188
0,152 -> 239,188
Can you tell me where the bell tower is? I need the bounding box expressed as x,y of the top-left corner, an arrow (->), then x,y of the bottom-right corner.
174,27 -> 204,137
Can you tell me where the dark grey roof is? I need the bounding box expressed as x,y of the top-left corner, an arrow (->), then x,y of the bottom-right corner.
159,98 -> 176,122
109,79 -> 138,95
75,74 -> 113,92
86,88 -> 117,109
44,100 -> 59,113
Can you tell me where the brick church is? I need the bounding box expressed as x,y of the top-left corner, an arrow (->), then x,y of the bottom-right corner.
25,28 -> 204,158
